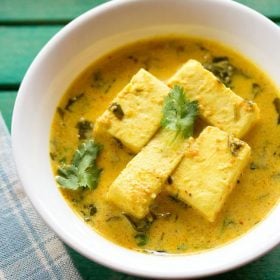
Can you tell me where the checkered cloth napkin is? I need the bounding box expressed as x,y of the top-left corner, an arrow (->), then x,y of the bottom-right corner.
0,114 -> 82,280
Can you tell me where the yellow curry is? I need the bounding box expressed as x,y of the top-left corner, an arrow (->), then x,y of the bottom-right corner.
50,37 -> 280,254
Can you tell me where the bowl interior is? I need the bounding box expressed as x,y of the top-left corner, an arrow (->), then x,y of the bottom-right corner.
12,0 -> 280,278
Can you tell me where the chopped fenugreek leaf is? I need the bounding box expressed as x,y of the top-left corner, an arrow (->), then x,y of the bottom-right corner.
57,107 -> 65,119
80,204 -> 97,222
92,71 -> 104,88
204,56 -> 235,87
88,204 -> 97,216
92,71 -> 116,93
65,93 -> 84,111
56,139 -> 102,190
250,162 -> 258,170
124,214 -> 154,233
177,243 -> 187,251
76,119 -> 93,140
134,233 -> 148,247
49,152 -> 56,161
252,83 -> 261,99
273,98 -> 280,124
221,217 -> 236,233
81,210 -> 91,222
161,85 -> 199,139
109,102 -> 124,120
124,214 -> 154,247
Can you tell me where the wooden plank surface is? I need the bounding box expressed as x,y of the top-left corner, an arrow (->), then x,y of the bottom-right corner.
1,1 -> 280,280
0,0 -> 279,21
1,0 -> 109,22
0,26 -> 62,85
1,22 -> 280,86
235,0 -> 280,19
67,244 -> 280,280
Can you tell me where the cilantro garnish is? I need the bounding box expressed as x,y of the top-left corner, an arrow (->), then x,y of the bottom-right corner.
56,139 -> 102,190
161,85 -> 199,138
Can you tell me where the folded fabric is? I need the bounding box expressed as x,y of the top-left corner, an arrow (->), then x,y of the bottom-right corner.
0,113 -> 82,280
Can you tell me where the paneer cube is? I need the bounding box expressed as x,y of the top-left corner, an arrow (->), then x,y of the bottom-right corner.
167,59 -> 260,138
166,126 -> 251,222
107,129 -> 192,218
94,69 -> 170,153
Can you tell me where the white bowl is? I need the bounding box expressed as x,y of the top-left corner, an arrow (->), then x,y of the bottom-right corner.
12,0 -> 280,278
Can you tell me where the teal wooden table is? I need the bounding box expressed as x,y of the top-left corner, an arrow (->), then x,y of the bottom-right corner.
1,1 -> 280,279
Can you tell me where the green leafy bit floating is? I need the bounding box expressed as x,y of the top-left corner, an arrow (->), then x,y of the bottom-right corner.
134,233 -> 148,247
80,204 -> 97,222
49,152 -> 56,161
161,85 -> 199,139
273,97 -> 280,124
204,56 -> 235,87
76,119 -> 93,140
124,214 -> 154,247
177,243 -> 187,251
221,217 -> 236,233
65,93 -> 84,111
92,71 -> 104,88
91,71 -> 116,93
250,162 -> 258,170
56,107 -> 65,119
56,139 -> 102,190
124,213 -> 154,233
252,83 -> 261,99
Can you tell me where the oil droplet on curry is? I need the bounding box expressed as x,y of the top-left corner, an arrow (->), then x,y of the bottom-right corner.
50,37 -> 280,254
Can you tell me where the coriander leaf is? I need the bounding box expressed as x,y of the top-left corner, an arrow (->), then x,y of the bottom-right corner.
56,139 -> 102,190
161,85 -> 199,138
57,166 -> 78,189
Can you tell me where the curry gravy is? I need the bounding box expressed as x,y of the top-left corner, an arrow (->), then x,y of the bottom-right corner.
50,37 -> 280,254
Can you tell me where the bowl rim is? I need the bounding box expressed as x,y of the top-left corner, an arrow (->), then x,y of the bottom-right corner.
11,0 -> 280,278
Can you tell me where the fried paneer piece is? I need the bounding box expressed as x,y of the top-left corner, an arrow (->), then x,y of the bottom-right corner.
107,130 -> 193,218
168,59 -> 260,138
166,126 -> 251,222
94,69 -> 170,153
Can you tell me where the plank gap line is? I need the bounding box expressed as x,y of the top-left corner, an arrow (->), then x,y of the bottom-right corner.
0,20 -> 69,26
0,85 -> 19,91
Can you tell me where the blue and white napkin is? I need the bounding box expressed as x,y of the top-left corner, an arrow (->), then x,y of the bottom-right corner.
0,113 -> 82,280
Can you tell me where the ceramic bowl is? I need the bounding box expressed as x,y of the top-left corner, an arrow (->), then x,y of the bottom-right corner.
12,0 -> 280,278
